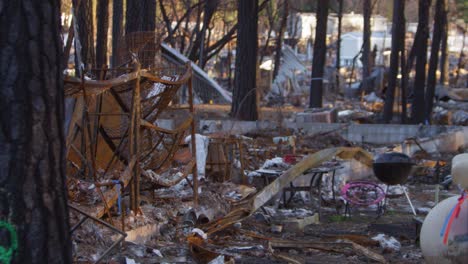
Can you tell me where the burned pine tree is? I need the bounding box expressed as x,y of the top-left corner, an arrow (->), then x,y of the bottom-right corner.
125,0 -> 156,33
96,0 -> 109,71
74,0 -> 95,70
383,0 -> 405,123
273,0 -> 289,80
361,0 -> 372,92
309,0 -> 329,108
425,0 -> 446,121
112,0 -> 123,68
411,0 -> 431,124
231,0 -> 259,120
336,0 -> 343,89
0,0 -> 72,263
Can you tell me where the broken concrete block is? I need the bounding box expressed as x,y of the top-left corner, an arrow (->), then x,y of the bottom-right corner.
296,108 -> 338,124
281,214 -> 319,234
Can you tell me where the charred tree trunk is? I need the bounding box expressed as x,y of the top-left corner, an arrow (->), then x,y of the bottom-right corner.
112,0 -> 123,68
231,0 -> 259,120
0,1 -> 72,263
96,0 -> 109,70
309,0 -> 329,108
383,0 -> 405,123
125,0 -> 156,33
188,0 -> 219,66
362,0 -> 372,92
336,0 -> 343,90
439,1 -> 449,85
75,0 -> 95,70
143,0 -> 156,32
411,0 -> 431,124
425,0 -> 445,121
273,0 -> 289,80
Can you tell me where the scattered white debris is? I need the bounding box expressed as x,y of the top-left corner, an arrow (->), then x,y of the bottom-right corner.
126,257 -> 137,264
378,184 -> 406,196
416,207 -> 432,214
208,255 -> 225,264
364,92 -> 383,103
229,245 -> 264,250
225,191 -> 242,200
261,157 -> 289,170
185,134 -> 210,179
152,249 -> 163,258
191,228 -> 208,240
277,208 -> 315,217
338,110 -> 354,117
372,234 -> 401,251
247,171 -> 262,177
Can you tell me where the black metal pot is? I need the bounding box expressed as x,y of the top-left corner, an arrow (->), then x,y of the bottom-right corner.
373,152 -> 414,185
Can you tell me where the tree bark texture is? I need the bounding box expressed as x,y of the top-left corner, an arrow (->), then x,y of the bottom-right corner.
336,0 -> 343,90
383,0 -> 405,123
309,0 -> 329,108
273,0 -> 289,80
425,0 -> 445,120
0,1 -> 72,263
75,0 -> 95,69
125,0 -> 156,33
361,0 -> 372,92
112,0 -> 123,68
411,0 -> 431,124
439,1 -> 449,85
231,0 -> 259,120
187,0 -> 219,66
96,0 -> 109,70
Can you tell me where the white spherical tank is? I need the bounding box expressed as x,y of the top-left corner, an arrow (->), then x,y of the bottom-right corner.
420,195 -> 468,264
451,153 -> 468,189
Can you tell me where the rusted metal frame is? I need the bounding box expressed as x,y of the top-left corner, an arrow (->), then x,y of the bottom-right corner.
140,131 -> 165,165
153,130 -> 187,172
222,141 -> 230,181
100,128 -> 129,179
109,87 -> 130,113
142,159 -> 196,187
69,204 -> 127,264
95,180 -> 126,232
141,67 -> 191,85
140,114 -> 193,134
88,112 -> 130,116
70,143 -> 93,176
187,64 -> 198,206
80,73 -> 116,224
98,126 -> 129,165
128,62 -> 142,213
237,139 -> 246,184
142,85 -> 182,121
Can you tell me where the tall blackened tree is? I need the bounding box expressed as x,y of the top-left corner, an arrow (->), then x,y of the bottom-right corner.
425,0 -> 445,121
126,0 -> 156,33
273,0 -> 289,80
74,0 -> 95,70
383,0 -> 405,123
112,0 -> 123,68
336,0 -> 343,89
96,0 -> 110,70
361,0 -> 372,92
0,0 -> 71,263
309,0 -> 329,108
439,0 -> 449,85
411,0 -> 431,124
231,0 -> 259,120
187,0 -> 220,67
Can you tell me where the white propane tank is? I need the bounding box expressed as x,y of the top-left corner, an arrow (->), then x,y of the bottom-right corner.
420,195 -> 468,264
451,153 -> 468,189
